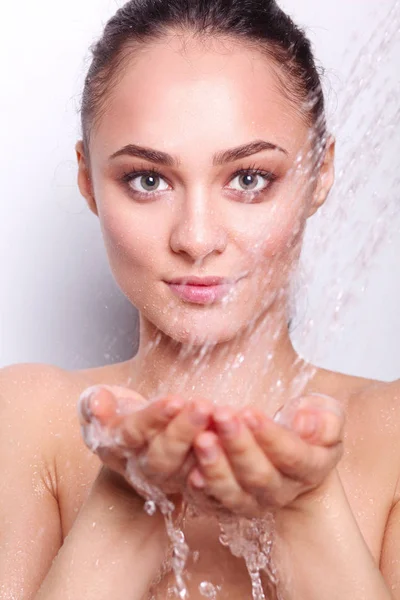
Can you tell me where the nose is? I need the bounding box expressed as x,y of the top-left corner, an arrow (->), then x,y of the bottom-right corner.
169,188 -> 227,263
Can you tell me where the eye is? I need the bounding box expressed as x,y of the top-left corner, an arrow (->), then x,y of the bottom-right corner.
121,169 -> 170,195
227,169 -> 275,195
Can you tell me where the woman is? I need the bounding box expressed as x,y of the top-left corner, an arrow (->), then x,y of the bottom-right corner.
0,0 -> 399,598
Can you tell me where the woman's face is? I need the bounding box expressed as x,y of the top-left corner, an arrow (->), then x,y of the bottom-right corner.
77,34 -> 334,345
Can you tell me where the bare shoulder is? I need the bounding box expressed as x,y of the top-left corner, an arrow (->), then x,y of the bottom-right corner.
348,375 -> 400,451
0,361 -> 93,427
0,360 -> 112,478
312,366 -> 400,414
0,359 -> 126,423
324,370 -> 400,502
0,362 -> 115,536
340,373 -> 400,428
0,361 -> 79,431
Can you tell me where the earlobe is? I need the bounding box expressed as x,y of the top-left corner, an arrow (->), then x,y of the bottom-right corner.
75,140 -> 98,216
308,135 -> 335,218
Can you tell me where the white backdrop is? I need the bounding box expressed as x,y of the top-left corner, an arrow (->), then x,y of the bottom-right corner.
0,0 -> 399,380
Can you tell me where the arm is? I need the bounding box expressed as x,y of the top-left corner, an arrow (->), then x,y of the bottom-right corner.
187,391 -> 398,599
37,383 -> 214,599
36,465 -> 168,600
0,364 -> 167,600
270,382 -> 400,600
273,469 -> 393,600
0,364 -> 63,599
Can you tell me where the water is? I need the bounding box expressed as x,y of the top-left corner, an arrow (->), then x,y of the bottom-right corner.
79,4 -> 399,597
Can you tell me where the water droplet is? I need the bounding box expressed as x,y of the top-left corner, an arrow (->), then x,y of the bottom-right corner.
199,581 -> 217,599
219,533 -> 229,546
144,500 -> 157,516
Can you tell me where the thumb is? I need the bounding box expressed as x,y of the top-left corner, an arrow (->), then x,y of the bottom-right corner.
273,393 -> 345,445
78,384 -> 147,426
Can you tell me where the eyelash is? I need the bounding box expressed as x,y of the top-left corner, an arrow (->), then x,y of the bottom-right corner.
119,162 -> 278,202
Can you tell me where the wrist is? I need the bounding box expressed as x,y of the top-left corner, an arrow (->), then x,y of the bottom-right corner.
91,466 -> 167,538
275,469 -> 342,534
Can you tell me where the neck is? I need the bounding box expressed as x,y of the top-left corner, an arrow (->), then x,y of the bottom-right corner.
126,300 -> 316,416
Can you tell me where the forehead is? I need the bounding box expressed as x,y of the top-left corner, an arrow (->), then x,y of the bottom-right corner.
90,34 -> 308,163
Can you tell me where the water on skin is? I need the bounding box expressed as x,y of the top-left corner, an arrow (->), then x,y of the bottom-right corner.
76,5 -> 400,598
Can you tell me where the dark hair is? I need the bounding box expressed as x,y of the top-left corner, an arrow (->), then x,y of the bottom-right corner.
80,0 -> 326,159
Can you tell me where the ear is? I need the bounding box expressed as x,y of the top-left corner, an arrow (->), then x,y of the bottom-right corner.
307,135 -> 335,218
75,140 -> 98,216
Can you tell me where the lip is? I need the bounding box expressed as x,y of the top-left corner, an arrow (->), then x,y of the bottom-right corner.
168,276 -> 233,286
165,275 -> 245,305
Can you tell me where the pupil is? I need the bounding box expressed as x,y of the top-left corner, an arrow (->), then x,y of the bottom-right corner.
142,175 -> 157,190
241,174 -> 256,189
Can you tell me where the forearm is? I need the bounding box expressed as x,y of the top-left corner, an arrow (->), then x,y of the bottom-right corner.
273,470 -> 392,600
36,468 -> 168,600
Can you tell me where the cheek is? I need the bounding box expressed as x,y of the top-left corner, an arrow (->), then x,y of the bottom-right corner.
237,198 -> 306,270
98,203 -> 162,276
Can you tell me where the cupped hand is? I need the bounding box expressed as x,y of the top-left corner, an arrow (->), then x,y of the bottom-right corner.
187,394 -> 345,518
77,385 -> 212,497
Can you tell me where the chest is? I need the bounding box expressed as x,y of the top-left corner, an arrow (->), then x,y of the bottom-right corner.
58,440 -> 392,600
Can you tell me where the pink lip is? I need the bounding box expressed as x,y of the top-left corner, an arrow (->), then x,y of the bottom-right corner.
167,282 -> 234,304
166,275 -> 244,305
168,276 -> 230,286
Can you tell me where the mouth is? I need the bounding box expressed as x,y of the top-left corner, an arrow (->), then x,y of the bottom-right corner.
165,275 -> 245,305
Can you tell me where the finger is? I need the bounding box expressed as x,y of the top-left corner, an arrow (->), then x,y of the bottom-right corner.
242,410 -> 340,483
142,399 -> 212,478
291,406 -> 344,446
191,431 -> 258,515
121,395 -> 187,449
77,385 -> 146,426
213,407 -> 282,501
78,386 -> 115,425
274,393 -> 345,447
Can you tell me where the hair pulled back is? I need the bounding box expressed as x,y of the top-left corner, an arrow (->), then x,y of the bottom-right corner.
81,0 -> 326,157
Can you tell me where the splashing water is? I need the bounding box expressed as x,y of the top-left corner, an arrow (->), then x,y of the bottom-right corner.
136,7 -> 399,594
199,581 -> 221,598
79,409 -> 191,598
82,4 -> 399,598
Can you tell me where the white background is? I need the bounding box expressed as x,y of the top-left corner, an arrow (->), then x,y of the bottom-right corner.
0,0 -> 399,380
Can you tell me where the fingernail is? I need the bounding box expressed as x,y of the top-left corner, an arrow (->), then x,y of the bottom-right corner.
190,403 -> 210,426
242,411 -> 260,431
295,413 -> 318,436
216,418 -> 238,436
197,438 -> 219,463
191,470 -> 206,489
214,408 -> 238,436
163,399 -> 184,418
199,445 -> 219,462
78,386 -> 102,419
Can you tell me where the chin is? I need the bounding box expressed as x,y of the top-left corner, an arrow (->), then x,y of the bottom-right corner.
148,310 -> 251,348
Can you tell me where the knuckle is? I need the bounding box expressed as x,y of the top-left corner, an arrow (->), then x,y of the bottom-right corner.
282,449 -> 305,473
165,426 -> 192,447
226,439 -> 249,457
203,463 -> 225,483
121,424 -> 144,448
241,468 -> 273,491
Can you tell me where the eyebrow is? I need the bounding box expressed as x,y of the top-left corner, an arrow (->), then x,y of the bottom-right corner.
109,139 -> 288,167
